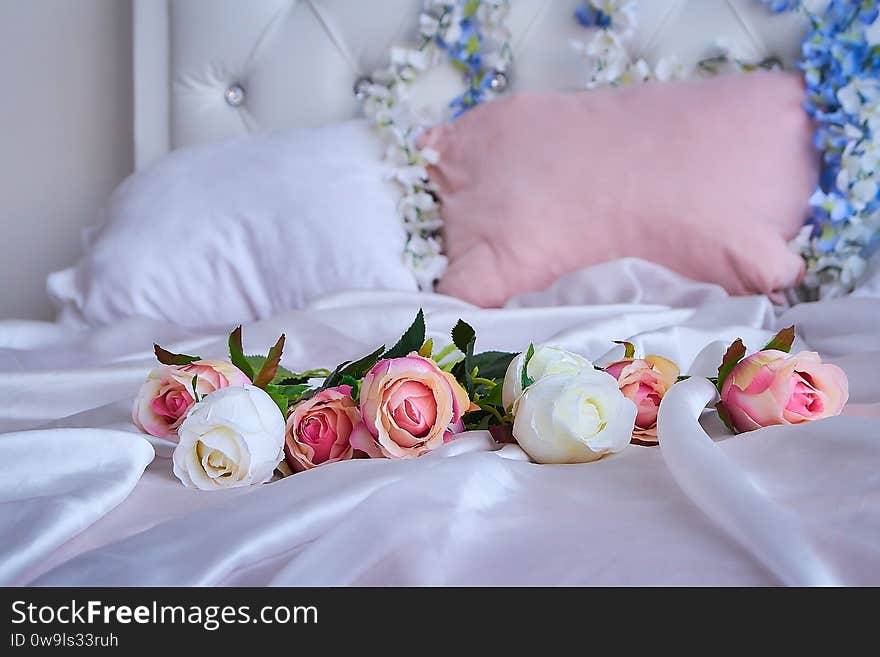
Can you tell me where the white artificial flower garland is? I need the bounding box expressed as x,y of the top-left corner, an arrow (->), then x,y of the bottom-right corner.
571,1 -> 784,90
359,0 -> 512,290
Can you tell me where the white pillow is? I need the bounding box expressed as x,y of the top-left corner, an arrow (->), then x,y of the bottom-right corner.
48,120 -> 417,328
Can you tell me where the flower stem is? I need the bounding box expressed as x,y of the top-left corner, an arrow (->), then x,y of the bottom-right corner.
432,343 -> 459,364
479,403 -> 506,425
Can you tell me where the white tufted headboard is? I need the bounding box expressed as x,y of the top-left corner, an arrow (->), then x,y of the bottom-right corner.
133,0 -> 809,170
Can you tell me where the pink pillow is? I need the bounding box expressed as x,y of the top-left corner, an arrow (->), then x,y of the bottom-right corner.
424,72 -> 817,307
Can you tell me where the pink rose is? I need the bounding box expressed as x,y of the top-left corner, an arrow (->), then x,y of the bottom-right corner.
352,354 -> 473,459
720,350 -> 848,433
605,355 -> 680,445
284,385 -> 366,472
132,360 -> 251,439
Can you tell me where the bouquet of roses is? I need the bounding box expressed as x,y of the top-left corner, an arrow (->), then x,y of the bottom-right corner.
132,310 -> 848,491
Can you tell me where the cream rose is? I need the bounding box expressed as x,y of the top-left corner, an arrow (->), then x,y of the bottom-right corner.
502,346 -> 594,409
172,385 -> 285,490
512,371 -> 636,464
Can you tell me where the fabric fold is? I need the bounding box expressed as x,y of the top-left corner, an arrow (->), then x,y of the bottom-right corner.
658,378 -> 840,586
0,429 -> 154,585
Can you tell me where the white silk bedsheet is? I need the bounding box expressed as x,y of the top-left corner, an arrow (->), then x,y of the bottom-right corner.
1,259 -> 878,586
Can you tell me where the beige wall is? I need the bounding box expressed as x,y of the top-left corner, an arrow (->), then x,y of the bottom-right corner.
0,0 -> 133,320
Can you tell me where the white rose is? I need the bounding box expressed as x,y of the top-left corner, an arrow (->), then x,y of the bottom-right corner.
512,372 -> 636,464
502,346 -> 594,409
172,385 -> 285,490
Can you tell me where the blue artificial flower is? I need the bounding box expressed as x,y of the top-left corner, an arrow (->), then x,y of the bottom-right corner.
575,3 -> 613,28
810,189 -> 852,222
433,1 -> 509,119
795,0 -> 880,294
861,3 -> 880,25
758,0 -> 800,13
815,228 -> 841,253
802,40 -> 831,68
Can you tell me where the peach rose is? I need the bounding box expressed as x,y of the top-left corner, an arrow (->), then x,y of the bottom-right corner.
352,354 -> 473,459
720,350 -> 848,433
132,360 -> 251,439
605,355 -> 680,445
284,385 -> 366,472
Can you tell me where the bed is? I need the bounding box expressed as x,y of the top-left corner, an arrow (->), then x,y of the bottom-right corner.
2,0 -> 879,587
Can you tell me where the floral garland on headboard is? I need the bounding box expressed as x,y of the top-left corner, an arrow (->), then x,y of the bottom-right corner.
361,0 -> 879,301
571,0 -> 785,86
795,0 -> 879,299
359,0 -> 512,290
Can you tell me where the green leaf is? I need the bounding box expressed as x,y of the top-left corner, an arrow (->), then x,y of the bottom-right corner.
418,338 -> 434,358
228,326 -> 254,381
276,368 -> 332,386
463,410 -> 493,432
462,343 -> 476,397
266,383 -> 311,405
474,414 -> 493,431
463,0 -> 480,17
339,345 -> 386,380
449,320 -> 478,397
264,380 -> 318,418
266,383 -> 311,401
465,34 -> 480,57
477,379 -> 504,408
317,361 -> 350,394
451,319 -> 476,354
451,59 -> 470,75
521,343 -> 535,391
190,374 -> 200,403
613,340 -> 636,359
716,401 -> 736,433
761,326 -> 795,354
316,345 -> 385,399
382,309 -> 426,359
267,389 -> 290,417
246,355 -> 268,375
432,343 -> 459,366
253,334 -> 286,389
467,351 -> 517,381
716,338 -> 746,393
245,356 -> 297,384
153,344 -> 200,366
